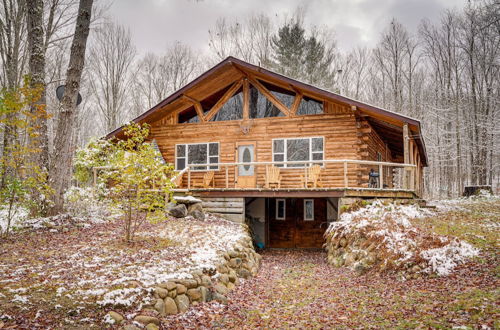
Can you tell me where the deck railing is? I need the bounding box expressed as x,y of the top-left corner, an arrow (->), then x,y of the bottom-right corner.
173,159 -> 418,192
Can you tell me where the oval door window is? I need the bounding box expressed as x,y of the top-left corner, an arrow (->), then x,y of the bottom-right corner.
243,147 -> 251,171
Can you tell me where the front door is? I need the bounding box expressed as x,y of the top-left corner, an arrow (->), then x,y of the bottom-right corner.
268,198 -> 326,248
236,142 -> 256,188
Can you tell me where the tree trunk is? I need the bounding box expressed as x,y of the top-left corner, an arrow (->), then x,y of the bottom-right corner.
48,0 -> 93,215
26,0 -> 49,213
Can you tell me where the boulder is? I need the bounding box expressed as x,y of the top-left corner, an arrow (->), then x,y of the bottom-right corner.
134,315 -> 160,326
154,298 -> 165,316
123,325 -> 141,330
227,282 -> 235,290
173,196 -> 202,204
200,286 -> 210,302
106,311 -> 123,324
175,294 -> 190,313
155,287 -> 168,299
219,274 -> 229,284
201,275 -> 212,287
162,281 -> 177,291
186,288 -> 202,302
187,203 -> 204,219
229,258 -> 242,268
168,203 -> 187,218
236,268 -> 251,279
211,292 -> 228,304
164,297 -> 178,315
146,324 -> 159,330
179,279 -> 198,289
354,261 -> 369,275
214,283 -> 228,295
176,284 -> 187,295
228,270 -> 237,283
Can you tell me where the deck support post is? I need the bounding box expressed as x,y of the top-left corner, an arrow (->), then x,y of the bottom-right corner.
403,123 -> 410,189
92,167 -> 97,187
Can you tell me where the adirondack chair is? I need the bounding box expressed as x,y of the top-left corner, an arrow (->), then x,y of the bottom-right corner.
265,165 -> 282,189
198,171 -> 215,188
300,164 -> 323,188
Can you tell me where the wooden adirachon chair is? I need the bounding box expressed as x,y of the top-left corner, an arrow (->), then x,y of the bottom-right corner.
301,164 -> 323,188
265,165 -> 282,189
198,171 -> 215,188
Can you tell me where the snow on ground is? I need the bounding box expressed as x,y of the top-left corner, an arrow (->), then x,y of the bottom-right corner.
0,213 -> 247,312
428,189 -> 500,213
0,206 -> 29,234
327,200 -> 480,276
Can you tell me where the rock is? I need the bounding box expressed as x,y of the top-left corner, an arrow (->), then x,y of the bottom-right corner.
223,252 -> 230,260
333,256 -> 345,267
344,253 -> 356,266
354,261 -> 369,275
146,324 -> 159,330
339,237 -> 347,247
154,298 -> 165,316
155,287 -> 168,299
211,292 -> 228,304
127,280 -> 143,288
106,311 -> 123,324
175,294 -> 190,313
187,203 -> 204,219
123,325 -> 141,330
173,195 -> 202,204
200,286 -> 210,302
163,281 -> 177,291
201,275 -> 212,287
186,288 -> 202,302
134,315 -> 160,326
228,271 -> 237,283
410,265 -> 421,273
179,279 -> 198,289
189,210 -> 205,220
176,284 -> 187,295
236,268 -> 251,279
164,297 -> 178,315
216,264 -> 229,274
168,203 -> 187,218
168,289 -> 177,298
366,252 -> 377,265
227,282 -> 235,290
219,274 -> 229,284
228,250 -> 239,258
229,258 -> 242,268
214,283 -> 228,295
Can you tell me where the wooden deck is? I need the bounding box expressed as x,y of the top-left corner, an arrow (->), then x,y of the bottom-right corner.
176,187 -> 416,199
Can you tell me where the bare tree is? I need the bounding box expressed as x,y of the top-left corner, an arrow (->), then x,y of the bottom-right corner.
49,0 -> 93,214
87,22 -> 136,132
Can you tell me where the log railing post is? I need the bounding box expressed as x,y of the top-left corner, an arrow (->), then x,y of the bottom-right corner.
225,165 -> 229,188
379,164 -> 383,189
343,162 -> 348,188
93,167 -> 97,187
304,166 -> 308,188
187,167 -> 191,190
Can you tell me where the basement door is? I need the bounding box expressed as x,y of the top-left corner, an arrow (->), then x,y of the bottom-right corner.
268,198 -> 327,248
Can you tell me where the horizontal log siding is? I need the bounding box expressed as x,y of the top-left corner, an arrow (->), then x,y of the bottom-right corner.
151,113 -> 362,189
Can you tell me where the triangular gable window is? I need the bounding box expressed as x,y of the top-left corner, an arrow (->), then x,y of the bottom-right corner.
249,85 -> 285,119
210,88 -> 243,121
296,96 -> 323,115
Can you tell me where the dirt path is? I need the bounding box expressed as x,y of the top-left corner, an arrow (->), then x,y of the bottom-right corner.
167,249 -> 498,329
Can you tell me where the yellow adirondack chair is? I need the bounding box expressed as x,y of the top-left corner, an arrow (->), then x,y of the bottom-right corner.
198,171 -> 215,188
300,164 -> 323,188
265,165 -> 282,189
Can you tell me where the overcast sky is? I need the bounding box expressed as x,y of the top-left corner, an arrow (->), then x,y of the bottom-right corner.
107,0 -> 467,55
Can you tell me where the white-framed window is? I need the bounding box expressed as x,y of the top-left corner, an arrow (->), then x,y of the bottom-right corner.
276,199 -> 286,220
175,142 -> 219,171
304,199 -> 314,221
272,137 -> 324,168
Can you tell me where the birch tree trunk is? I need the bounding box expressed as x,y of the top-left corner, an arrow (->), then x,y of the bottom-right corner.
49,0 -> 93,215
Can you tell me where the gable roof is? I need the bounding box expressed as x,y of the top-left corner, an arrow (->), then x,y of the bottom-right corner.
106,56 -> 428,166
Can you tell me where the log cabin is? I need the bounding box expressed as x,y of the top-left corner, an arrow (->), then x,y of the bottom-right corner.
106,57 -> 428,249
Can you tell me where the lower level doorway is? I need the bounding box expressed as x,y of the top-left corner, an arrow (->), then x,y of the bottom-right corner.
268,198 -> 328,248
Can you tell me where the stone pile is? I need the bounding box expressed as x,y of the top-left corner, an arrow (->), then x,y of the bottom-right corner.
166,196 -> 205,220
107,225 -> 261,329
